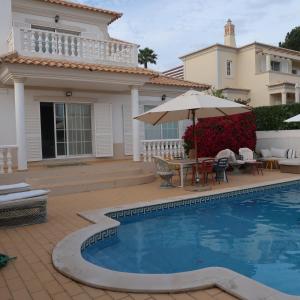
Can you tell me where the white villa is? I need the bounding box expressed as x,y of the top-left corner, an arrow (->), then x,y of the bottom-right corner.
0,0 -> 208,172
164,20 -> 300,107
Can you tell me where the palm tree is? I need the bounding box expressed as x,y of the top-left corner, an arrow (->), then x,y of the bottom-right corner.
138,47 -> 158,68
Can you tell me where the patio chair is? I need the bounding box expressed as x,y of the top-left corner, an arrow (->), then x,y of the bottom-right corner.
0,189 -> 48,227
239,148 -> 256,162
214,158 -> 229,183
153,156 -> 174,188
199,159 -> 215,185
0,183 -> 31,195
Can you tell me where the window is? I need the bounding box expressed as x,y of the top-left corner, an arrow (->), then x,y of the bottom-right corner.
226,60 -> 232,76
144,105 -> 179,140
271,61 -> 281,72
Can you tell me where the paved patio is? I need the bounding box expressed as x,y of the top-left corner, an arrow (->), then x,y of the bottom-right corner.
0,164 -> 299,300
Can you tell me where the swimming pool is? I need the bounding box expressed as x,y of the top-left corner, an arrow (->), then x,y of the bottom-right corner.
81,181 -> 300,296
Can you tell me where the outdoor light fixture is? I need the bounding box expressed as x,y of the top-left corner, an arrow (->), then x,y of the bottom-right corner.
55,15 -> 60,23
161,94 -> 166,101
66,91 -> 72,97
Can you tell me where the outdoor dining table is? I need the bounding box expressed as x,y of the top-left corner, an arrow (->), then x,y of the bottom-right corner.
167,157 -> 214,187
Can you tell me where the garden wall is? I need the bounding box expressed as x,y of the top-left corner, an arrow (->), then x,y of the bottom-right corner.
256,130 -> 300,154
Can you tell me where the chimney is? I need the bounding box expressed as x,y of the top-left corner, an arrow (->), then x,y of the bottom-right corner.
224,19 -> 236,47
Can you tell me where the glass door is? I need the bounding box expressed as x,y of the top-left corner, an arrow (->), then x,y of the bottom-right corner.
54,103 -> 92,157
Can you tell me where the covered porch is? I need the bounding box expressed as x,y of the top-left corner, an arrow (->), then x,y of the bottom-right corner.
0,55 -> 199,173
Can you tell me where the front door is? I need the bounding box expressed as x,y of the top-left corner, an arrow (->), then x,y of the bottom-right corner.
40,102 -> 92,159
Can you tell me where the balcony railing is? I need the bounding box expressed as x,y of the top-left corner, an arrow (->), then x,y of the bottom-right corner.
0,145 -> 17,174
9,26 -> 138,67
142,139 -> 185,162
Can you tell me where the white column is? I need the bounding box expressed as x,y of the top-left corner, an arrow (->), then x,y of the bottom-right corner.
295,83 -> 300,103
131,87 -> 140,161
14,78 -> 27,170
266,54 -> 271,72
282,91 -> 287,105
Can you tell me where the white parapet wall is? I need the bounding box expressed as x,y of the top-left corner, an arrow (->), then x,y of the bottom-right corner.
256,130 -> 300,154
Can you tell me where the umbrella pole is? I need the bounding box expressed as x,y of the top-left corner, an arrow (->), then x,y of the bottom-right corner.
192,109 -> 200,184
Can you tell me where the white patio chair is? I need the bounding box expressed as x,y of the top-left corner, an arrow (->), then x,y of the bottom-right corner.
239,148 -> 256,162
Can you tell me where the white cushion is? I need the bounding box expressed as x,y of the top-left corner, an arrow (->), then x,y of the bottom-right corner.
279,159 -> 300,166
270,147 -> 287,158
260,149 -> 272,158
287,149 -> 296,159
0,190 -> 48,203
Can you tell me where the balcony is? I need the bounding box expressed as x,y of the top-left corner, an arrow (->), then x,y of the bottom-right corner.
8,26 -> 138,67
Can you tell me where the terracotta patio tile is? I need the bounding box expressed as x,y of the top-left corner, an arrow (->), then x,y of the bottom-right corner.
23,278 -> 44,293
171,293 -> 195,300
0,286 -> 12,300
31,290 -> 52,300
94,295 -> 113,300
11,288 -> 32,300
151,294 -> 174,300
44,279 -> 65,295
63,281 -> 84,296
53,291 -> 73,300
214,293 -> 239,300
36,270 -> 55,283
72,293 -> 93,300
188,290 -> 214,300
106,291 -> 130,300
205,288 -> 222,296
6,277 -> 26,292
129,293 -> 152,300
82,285 -> 106,298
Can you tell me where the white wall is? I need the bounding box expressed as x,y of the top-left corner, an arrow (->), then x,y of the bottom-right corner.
0,0 -> 12,55
256,130 -> 300,155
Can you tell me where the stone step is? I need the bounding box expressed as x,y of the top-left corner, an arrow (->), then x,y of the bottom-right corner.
32,172 -> 156,196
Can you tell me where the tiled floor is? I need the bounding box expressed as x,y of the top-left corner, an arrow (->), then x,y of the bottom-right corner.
0,166 -> 299,300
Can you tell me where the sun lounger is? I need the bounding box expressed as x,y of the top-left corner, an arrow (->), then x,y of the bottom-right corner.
0,190 -> 48,227
0,183 -> 31,195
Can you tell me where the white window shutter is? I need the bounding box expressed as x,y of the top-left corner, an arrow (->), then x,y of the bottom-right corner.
122,104 -> 133,155
25,101 -> 42,161
94,103 -> 113,157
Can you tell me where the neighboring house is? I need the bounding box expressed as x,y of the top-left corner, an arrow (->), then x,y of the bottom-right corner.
165,19 -> 300,107
0,0 -> 209,171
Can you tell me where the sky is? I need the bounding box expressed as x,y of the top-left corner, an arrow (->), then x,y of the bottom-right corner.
75,0 -> 300,71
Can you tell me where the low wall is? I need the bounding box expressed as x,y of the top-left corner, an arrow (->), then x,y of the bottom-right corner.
256,130 -> 300,154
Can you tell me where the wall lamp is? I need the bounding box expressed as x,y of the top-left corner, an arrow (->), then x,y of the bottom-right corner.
55,15 -> 60,23
161,94 -> 166,101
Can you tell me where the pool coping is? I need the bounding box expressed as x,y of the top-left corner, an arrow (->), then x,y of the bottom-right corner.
52,177 -> 300,300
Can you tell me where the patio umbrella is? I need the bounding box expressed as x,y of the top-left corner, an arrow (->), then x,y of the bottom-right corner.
135,90 -> 251,183
285,114 -> 300,122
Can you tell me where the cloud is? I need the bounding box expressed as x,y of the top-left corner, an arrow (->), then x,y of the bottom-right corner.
73,0 -> 300,71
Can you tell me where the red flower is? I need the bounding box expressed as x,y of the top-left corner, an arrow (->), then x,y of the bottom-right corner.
183,112 -> 256,156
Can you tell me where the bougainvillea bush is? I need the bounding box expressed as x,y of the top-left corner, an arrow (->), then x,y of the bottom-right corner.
182,112 -> 256,157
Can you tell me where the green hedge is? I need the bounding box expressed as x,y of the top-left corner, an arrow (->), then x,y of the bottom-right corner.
254,103 -> 300,131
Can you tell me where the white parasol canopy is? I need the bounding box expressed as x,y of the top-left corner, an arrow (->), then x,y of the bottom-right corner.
285,114 -> 300,123
135,90 -> 251,125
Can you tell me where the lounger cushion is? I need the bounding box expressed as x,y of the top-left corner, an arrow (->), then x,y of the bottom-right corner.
279,159 -> 300,166
0,190 -> 48,203
270,147 -> 287,158
0,183 -> 31,195
261,149 -> 271,158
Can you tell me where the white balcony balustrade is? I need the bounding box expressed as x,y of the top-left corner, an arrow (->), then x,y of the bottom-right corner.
142,139 -> 185,162
9,26 -> 138,67
0,146 -> 17,174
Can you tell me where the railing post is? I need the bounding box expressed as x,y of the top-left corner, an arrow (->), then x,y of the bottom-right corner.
6,148 -> 13,174
0,149 -> 4,174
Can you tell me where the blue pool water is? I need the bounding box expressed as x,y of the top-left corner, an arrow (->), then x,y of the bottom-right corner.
82,182 -> 300,295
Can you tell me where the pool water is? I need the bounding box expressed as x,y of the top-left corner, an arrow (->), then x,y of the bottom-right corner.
82,183 -> 300,295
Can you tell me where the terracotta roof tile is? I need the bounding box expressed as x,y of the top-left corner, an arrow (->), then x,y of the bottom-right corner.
37,0 -> 122,24
0,53 -> 209,89
149,75 -> 210,89
0,54 -> 157,76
